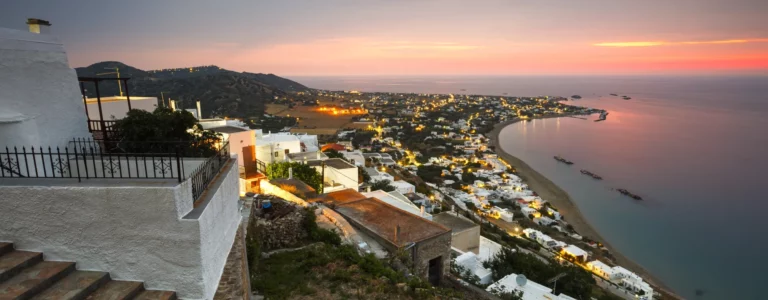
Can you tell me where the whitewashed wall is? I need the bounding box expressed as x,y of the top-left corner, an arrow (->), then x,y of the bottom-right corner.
0,28 -> 90,149
0,161 -> 241,299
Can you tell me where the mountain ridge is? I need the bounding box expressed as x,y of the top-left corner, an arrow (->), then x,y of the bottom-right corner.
75,61 -> 311,118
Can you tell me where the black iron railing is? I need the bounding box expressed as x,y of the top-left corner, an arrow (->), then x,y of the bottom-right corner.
190,141 -> 230,202
256,159 -> 267,174
70,138 -> 222,158
0,145 -> 183,182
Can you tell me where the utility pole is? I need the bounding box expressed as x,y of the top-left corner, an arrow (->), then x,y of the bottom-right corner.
160,91 -> 168,107
96,67 -> 123,96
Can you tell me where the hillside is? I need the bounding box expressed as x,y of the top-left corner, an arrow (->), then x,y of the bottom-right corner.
75,62 -> 311,118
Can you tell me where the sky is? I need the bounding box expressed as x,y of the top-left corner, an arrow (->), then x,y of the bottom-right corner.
2,0 -> 767,76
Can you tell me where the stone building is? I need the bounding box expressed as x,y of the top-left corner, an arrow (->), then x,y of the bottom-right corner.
312,189 -> 452,285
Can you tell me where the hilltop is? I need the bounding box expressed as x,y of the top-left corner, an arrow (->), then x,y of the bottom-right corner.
75,62 -> 311,118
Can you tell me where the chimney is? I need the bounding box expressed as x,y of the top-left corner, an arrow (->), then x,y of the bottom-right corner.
169,100 -> 177,111
288,167 -> 293,179
420,205 -> 425,217
196,100 -> 202,120
317,151 -> 321,159
27,18 -> 51,34
367,186 -> 371,193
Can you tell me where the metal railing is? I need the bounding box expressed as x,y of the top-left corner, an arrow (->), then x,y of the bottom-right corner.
87,120 -> 119,133
190,141 -> 230,201
0,145 -> 183,182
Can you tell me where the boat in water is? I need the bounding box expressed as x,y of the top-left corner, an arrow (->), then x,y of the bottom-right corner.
610,93 -> 618,96
571,95 -> 582,99
554,156 -> 574,165
622,96 -> 631,100
617,188 -> 643,200
580,169 -> 603,180
594,111 -> 609,122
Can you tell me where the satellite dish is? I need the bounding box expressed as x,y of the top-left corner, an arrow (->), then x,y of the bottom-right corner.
516,274 -> 527,287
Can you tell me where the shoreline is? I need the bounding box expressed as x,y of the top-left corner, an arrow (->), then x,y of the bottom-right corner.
488,117 -> 682,300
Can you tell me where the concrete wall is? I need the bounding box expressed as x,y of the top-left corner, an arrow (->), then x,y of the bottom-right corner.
85,97 -> 158,120
225,131 -> 256,168
0,27 -> 91,149
451,227 -> 481,254
259,180 -> 309,207
0,160 -> 241,299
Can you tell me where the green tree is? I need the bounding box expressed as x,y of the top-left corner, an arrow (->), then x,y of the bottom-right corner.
323,149 -> 345,159
111,107 -> 221,155
370,180 -> 396,192
265,162 -> 323,192
358,166 -> 371,182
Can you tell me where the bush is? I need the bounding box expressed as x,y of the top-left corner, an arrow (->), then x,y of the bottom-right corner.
266,162 -> 323,192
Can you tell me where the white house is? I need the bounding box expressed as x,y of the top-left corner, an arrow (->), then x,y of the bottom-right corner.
310,158 -> 360,193
255,132 -> 302,164
586,260 -> 615,279
486,273 -> 576,300
363,190 -> 431,220
391,180 -> 416,194
533,216 -> 555,226
341,150 -> 366,167
489,207 -> 514,222
454,252 -> 493,285
561,245 -> 589,262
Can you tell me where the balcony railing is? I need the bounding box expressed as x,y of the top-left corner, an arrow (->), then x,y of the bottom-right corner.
190,141 -> 230,202
0,144 -> 184,182
1,139 -> 232,202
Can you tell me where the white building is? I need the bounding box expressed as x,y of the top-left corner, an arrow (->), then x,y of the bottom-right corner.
0,22 -> 243,299
391,180 -> 416,194
341,150 -> 366,167
487,273 -> 576,300
255,132 -> 302,163
561,245 -> 589,262
363,190 -> 431,220
454,252 -> 493,285
587,260 -> 615,279
489,207 -> 514,222
310,158 -> 360,193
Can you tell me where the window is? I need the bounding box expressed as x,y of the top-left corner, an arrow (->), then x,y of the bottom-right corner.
274,151 -> 279,158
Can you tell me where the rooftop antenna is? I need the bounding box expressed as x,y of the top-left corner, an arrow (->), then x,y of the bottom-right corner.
96,67 -> 123,96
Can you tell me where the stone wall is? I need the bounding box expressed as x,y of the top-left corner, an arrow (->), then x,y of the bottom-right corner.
213,222 -> 250,300
254,205 -> 308,251
259,180 -> 309,207
412,231 -> 453,283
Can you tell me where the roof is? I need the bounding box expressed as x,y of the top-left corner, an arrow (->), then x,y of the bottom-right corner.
363,190 -> 430,220
322,158 -> 356,169
334,197 -> 449,247
432,212 -> 479,234
588,260 -> 614,273
563,245 -> 588,257
310,188 -> 368,205
257,134 -> 299,145
209,125 -> 251,134
321,143 -> 347,151
391,180 -> 415,189
287,151 -> 328,161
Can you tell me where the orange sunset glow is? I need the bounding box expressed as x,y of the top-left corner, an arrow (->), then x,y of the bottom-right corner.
2,0 -> 766,75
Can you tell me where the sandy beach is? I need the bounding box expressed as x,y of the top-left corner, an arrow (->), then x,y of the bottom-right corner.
489,118 -> 682,300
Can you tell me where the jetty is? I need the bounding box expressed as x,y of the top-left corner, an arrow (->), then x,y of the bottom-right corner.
580,169 -> 603,180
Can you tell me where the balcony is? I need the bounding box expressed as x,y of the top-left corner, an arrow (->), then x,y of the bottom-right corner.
0,138 -> 241,299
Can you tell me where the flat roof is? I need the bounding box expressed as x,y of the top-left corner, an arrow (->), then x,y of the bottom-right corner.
432,212 -> 479,233
270,178 -> 317,199
307,158 -> 355,169
209,125 -> 251,134
334,197 -> 449,246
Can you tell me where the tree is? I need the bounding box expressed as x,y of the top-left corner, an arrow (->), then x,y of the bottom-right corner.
265,162 -> 323,192
358,166 -> 371,182
323,149 -> 345,159
370,180 -> 396,192
111,107 -> 221,156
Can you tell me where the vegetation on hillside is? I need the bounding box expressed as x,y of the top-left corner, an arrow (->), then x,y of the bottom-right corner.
265,162 -> 323,192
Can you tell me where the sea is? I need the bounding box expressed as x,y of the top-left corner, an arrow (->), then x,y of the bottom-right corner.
290,75 -> 768,300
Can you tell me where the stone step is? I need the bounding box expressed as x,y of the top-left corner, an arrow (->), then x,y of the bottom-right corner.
0,261 -> 75,299
133,290 -> 177,300
0,243 -> 13,257
0,250 -> 44,284
85,280 -> 144,300
31,270 -> 110,300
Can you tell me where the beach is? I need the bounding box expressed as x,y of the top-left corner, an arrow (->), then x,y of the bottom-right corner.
489,118 -> 681,300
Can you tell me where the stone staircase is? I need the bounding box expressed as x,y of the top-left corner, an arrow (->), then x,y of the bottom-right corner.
0,242 -> 177,300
